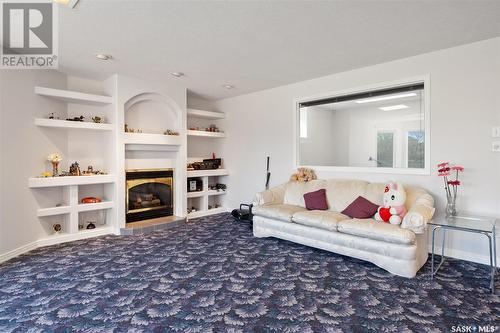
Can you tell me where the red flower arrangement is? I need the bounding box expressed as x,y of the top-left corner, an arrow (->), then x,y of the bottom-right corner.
437,162 -> 464,217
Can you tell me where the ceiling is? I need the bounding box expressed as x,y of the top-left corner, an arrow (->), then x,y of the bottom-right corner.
58,1 -> 500,101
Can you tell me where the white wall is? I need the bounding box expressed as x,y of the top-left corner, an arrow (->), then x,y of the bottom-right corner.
215,38 -> 500,264
0,70 -> 67,256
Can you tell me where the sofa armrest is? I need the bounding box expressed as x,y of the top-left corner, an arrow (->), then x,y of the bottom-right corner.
253,183 -> 287,206
401,193 -> 435,234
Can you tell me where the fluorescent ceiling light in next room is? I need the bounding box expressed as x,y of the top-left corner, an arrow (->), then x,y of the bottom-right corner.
356,92 -> 417,104
379,104 -> 409,111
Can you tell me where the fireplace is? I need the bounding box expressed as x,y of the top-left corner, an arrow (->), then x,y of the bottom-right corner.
126,169 -> 173,223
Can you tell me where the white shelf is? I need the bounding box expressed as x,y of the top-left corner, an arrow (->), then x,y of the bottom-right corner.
37,226 -> 114,247
35,86 -> 113,105
35,118 -> 114,131
77,201 -> 114,212
187,108 -> 225,119
37,205 -> 71,217
208,190 -> 227,196
124,133 -> 182,146
187,169 -> 228,178
29,175 -> 116,188
188,207 -> 226,219
187,191 -> 205,198
37,201 -> 113,217
187,130 -> 226,138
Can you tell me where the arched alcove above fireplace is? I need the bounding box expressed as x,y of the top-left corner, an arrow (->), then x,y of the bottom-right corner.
124,92 -> 182,134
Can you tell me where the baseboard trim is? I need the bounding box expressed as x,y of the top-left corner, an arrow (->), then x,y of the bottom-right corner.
428,244 -> 498,266
37,227 -> 115,247
0,241 -> 38,263
0,227 -> 116,264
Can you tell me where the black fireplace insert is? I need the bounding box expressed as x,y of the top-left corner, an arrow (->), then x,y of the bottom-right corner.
126,169 -> 173,223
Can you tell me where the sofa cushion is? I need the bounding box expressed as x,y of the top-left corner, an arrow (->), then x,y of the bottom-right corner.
283,180 -> 327,208
337,219 -> 416,245
252,204 -> 306,222
292,210 -> 349,232
303,189 -> 328,210
341,196 -> 379,219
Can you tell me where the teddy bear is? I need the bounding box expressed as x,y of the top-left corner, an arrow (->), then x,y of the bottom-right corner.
374,181 -> 407,225
290,167 -> 317,182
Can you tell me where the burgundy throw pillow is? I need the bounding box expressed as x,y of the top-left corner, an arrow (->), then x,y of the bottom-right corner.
341,196 -> 379,219
303,189 -> 328,210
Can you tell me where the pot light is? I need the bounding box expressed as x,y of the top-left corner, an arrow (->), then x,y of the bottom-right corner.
53,0 -> 79,8
96,54 -> 112,61
379,104 -> 409,111
356,93 -> 416,104
170,72 -> 184,78
222,84 -> 234,90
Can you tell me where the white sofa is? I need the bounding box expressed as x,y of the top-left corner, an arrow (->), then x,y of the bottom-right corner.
252,179 -> 435,278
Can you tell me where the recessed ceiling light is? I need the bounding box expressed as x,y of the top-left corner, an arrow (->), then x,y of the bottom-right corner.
170,72 -> 184,78
96,54 -> 112,61
356,93 -> 416,104
379,104 -> 409,111
53,0 -> 79,8
222,84 -> 234,90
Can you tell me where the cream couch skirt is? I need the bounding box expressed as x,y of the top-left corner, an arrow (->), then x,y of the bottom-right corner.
253,215 -> 429,278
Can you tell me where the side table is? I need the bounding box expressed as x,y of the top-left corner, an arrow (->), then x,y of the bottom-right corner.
428,213 -> 497,293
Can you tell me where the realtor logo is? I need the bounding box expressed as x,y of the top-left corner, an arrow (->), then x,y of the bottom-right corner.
1,0 -> 58,68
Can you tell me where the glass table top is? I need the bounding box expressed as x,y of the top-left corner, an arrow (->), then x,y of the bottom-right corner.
429,213 -> 497,233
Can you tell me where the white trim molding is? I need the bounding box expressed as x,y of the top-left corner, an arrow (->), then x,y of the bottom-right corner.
0,227 -> 118,264
293,75 -> 431,175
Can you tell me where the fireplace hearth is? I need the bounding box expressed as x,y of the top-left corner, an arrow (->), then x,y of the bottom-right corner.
126,169 -> 173,223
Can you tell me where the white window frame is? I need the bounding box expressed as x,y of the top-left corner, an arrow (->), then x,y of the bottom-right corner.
405,129 -> 425,169
376,129 -> 397,168
293,75 -> 431,175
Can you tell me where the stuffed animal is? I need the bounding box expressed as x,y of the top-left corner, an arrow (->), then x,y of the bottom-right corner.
374,182 -> 407,225
290,167 -> 317,182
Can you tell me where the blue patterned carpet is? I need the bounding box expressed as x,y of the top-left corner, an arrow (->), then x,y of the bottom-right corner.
0,213 -> 498,332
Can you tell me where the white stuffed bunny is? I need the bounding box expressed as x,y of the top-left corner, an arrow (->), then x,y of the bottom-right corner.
374,181 -> 407,225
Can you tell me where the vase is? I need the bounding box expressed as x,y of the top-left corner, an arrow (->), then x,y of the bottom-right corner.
52,161 -> 59,177
445,196 -> 457,218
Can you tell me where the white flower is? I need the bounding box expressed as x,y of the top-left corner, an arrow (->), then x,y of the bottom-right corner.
47,153 -> 62,163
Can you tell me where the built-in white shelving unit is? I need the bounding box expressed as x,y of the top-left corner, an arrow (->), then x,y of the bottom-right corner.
208,190 -> 227,196
35,86 -> 113,105
37,205 -> 71,217
186,106 -> 228,219
187,108 -> 225,119
186,169 -> 228,178
77,200 -> 114,213
37,226 -> 115,247
35,118 -> 114,131
187,207 -> 226,219
186,169 -> 228,219
30,83 -> 117,245
187,190 -> 226,199
29,175 -> 116,188
123,132 -> 182,146
187,130 -> 226,138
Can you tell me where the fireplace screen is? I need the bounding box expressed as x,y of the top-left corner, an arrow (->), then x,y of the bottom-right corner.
126,169 -> 173,223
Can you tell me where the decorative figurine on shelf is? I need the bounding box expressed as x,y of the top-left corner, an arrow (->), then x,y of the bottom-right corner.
47,153 -> 62,177
52,223 -> 62,234
69,162 -> 81,176
86,222 -> 96,229
92,116 -> 102,123
164,129 -> 179,136
81,197 -> 102,204
49,113 -> 55,119
124,124 -> 143,133
66,115 -> 85,122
